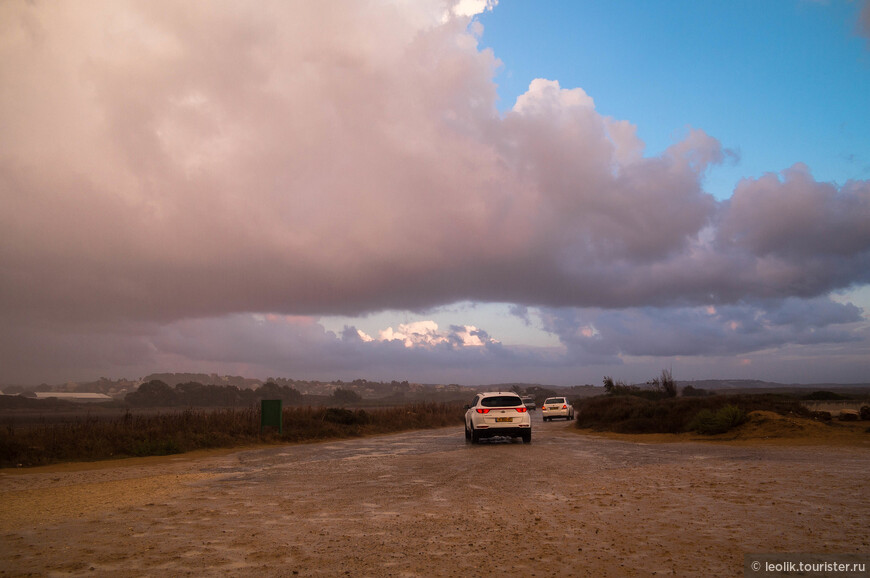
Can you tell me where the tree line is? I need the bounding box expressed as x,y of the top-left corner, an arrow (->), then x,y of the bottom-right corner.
123,380 -> 361,407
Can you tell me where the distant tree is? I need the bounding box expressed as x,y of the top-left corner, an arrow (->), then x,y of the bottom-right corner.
389,380 -> 411,393
332,388 -> 362,404
125,380 -> 176,406
257,381 -> 283,398
254,382 -> 303,405
682,385 -> 712,397
804,391 -> 847,401
658,369 -> 677,398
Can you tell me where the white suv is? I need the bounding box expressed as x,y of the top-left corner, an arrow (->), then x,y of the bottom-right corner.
541,397 -> 574,421
465,392 -> 532,444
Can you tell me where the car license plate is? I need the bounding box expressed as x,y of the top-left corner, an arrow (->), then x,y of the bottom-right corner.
495,417 -> 512,423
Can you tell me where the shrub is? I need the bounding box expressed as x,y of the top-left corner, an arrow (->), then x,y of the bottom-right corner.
803,391 -> 848,401
575,394 -> 802,435
650,369 -> 677,398
321,407 -> 369,426
689,404 -> 747,435
682,385 -> 712,397
604,370 -> 677,400
860,406 -> 870,421
575,396 -> 695,434
602,376 -> 628,394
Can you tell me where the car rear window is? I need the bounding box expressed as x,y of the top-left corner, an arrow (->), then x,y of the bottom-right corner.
545,398 -> 565,404
481,396 -> 523,407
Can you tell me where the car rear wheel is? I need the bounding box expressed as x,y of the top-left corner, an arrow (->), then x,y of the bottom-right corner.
470,428 -> 480,444
522,431 -> 531,444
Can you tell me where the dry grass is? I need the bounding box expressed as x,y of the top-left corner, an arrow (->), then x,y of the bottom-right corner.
1,403 -> 464,468
576,410 -> 870,447
574,394 -> 823,435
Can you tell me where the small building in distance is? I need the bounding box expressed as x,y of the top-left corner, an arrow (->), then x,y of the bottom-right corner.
32,392 -> 113,403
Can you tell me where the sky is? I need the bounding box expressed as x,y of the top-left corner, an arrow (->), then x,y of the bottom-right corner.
1,0 -> 869,387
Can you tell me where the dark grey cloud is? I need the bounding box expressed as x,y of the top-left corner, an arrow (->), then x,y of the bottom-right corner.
1,295 -> 866,385
538,296 -> 865,360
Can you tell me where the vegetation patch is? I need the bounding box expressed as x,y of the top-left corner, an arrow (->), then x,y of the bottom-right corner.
803,390 -> 851,401
575,394 -> 811,435
602,370 -> 677,401
687,405 -> 748,435
0,402 -> 464,468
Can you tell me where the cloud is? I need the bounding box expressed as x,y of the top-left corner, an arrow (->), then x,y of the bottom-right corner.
718,164 -> 870,259
858,0 -> 870,41
1,0 -> 869,384
376,320 -> 496,348
451,0 -> 498,19
3,0 -> 868,326
4,296 -> 864,386
539,296 -> 866,359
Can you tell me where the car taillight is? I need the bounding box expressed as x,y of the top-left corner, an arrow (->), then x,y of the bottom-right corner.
515,407 -> 527,413
476,408 -> 490,414
562,405 -> 567,409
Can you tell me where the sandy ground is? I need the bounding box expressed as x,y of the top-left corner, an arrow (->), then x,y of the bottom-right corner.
1,412 -> 868,577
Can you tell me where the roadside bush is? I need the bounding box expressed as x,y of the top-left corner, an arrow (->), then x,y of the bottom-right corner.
321,407 -> 370,426
809,411 -> 833,422
575,394 -> 807,435
860,406 -> 870,421
688,405 -> 747,435
576,396 -> 701,434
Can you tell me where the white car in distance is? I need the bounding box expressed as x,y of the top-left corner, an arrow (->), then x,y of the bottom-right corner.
541,397 -> 575,421
465,392 -> 532,444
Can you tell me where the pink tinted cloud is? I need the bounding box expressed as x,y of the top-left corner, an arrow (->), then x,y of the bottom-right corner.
1,1 -> 869,384
3,0 -> 868,326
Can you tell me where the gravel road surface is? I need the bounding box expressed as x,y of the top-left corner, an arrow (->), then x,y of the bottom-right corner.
2,414 -> 868,576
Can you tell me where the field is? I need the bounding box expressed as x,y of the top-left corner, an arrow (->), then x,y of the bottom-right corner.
3,389 -> 869,468
0,403 -> 465,468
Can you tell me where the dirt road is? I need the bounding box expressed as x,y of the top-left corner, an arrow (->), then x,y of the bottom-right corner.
2,414 -> 868,576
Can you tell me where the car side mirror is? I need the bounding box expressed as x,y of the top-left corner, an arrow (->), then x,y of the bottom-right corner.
464,405 -> 471,410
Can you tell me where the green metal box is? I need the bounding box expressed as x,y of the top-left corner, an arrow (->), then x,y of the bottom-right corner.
260,399 -> 283,434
